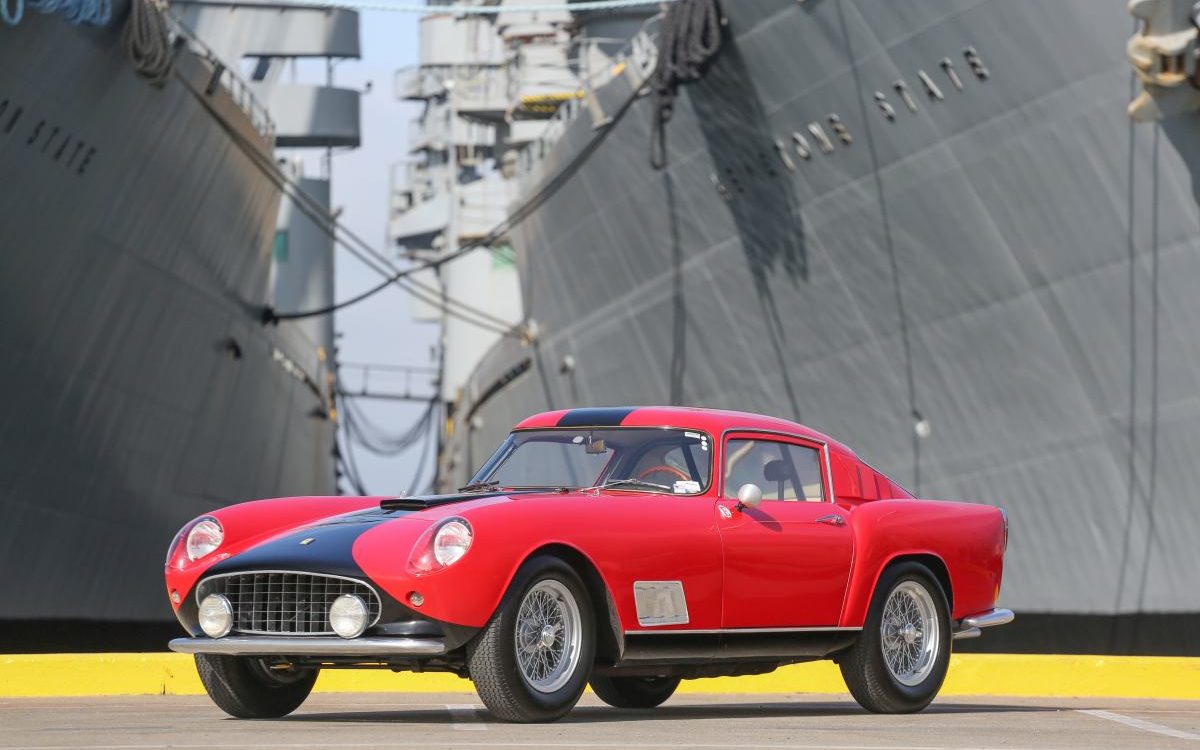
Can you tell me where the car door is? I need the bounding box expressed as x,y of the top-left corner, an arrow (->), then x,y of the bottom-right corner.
716,432 -> 853,628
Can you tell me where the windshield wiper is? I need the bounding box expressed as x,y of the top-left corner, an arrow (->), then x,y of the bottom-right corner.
457,480 -> 500,493
589,477 -> 674,492
503,485 -> 572,493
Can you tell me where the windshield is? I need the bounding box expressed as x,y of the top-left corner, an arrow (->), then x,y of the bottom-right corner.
469,428 -> 713,495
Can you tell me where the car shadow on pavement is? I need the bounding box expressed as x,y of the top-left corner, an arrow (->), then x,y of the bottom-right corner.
563,701 -> 1063,724
283,700 -> 1062,725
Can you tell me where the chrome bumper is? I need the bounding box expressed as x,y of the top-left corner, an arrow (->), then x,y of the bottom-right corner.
169,636 -> 447,657
952,608 -> 1015,640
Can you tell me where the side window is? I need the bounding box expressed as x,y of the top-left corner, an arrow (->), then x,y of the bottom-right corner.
723,438 -> 825,502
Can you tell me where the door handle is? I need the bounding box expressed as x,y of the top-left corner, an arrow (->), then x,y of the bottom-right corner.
815,514 -> 845,527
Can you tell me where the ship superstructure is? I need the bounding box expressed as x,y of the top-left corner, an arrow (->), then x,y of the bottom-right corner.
389,1 -> 655,475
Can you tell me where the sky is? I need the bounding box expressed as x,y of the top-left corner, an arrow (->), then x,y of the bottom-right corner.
290,11 -> 439,496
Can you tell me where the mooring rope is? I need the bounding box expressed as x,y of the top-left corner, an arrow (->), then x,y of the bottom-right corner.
124,0 -> 173,86
2,0 -> 111,26
649,0 -> 723,169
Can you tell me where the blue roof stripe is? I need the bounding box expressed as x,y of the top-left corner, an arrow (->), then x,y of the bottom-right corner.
555,407 -> 638,427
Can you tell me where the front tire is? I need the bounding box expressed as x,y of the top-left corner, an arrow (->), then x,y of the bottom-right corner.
468,556 -> 595,722
590,675 -> 680,708
839,562 -> 951,714
194,654 -> 318,718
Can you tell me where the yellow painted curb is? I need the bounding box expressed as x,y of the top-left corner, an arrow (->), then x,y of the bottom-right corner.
1,653 -> 1198,700
675,654 -> 1200,700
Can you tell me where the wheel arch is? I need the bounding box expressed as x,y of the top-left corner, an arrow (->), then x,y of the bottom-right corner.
880,553 -> 953,612
513,542 -> 623,665
842,550 -> 953,627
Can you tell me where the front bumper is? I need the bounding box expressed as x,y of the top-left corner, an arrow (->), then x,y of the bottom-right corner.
169,635 -> 447,657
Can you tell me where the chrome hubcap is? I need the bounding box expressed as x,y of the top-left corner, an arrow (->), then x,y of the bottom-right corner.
880,580 -> 939,687
514,579 -> 582,693
538,624 -> 557,649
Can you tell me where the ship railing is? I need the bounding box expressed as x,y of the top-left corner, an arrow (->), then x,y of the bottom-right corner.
403,160 -> 439,200
397,63 -> 511,116
338,362 -> 440,403
520,22 -> 662,96
166,12 -> 277,144
519,13 -> 660,176
504,34 -> 648,114
389,158 -> 444,216
396,64 -> 448,101
408,118 -> 435,150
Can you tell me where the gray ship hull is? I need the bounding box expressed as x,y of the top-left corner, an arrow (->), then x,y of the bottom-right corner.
447,0 -> 1200,653
1,13 -> 334,627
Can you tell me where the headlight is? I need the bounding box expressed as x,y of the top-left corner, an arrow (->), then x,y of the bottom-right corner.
186,517 -> 224,561
329,594 -> 369,639
433,519 -> 472,567
198,594 -> 233,638
409,518 -> 473,574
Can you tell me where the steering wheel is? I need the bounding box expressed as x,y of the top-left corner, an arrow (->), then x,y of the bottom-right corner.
637,464 -> 690,482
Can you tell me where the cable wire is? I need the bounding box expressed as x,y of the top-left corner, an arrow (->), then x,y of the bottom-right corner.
174,78 -> 514,333
272,183 -> 516,331
334,438 -> 368,495
404,408 -> 435,495
338,394 -> 438,495
266,65 -> 651,323
209,0 -> 674,14
160,20 -> 520,336
341,395 -> 436,456
168,8 -> 657,339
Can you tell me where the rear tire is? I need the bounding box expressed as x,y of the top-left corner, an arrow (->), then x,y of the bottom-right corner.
590,675 -> 680,708
468,556 -> 596,722
194,654 -> 318,718
839,562 -> 951,714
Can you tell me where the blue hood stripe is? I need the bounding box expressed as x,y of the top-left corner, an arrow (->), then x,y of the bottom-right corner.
207,521 -> 378,579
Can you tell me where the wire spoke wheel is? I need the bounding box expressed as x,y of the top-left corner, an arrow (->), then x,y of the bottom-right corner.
513,579 -> 583,694
880,580 -> 939,687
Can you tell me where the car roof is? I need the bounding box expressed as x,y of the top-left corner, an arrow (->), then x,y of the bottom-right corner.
513,406 -> 858,458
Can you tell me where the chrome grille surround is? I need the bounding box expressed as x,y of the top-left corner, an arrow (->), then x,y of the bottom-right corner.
195,570 -> 382,636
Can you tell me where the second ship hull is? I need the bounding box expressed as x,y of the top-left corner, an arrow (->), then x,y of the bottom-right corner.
446,0 -> 1200,654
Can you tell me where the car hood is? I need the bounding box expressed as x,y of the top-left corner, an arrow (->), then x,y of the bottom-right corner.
202,491 -> 523,580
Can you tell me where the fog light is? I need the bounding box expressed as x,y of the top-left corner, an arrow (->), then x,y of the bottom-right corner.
170,590 -> 181,605
198,594 -> 233,638
408,591 -> 424,607
329,594 -> 369,639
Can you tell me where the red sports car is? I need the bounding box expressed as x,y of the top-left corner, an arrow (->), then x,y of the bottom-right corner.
166,406 -> 1012,722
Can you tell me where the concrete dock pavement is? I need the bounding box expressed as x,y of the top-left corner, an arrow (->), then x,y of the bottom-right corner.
1,693 -> 1199,750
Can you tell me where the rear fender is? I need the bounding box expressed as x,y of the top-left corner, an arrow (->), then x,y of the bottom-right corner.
839,499 -> 1005,626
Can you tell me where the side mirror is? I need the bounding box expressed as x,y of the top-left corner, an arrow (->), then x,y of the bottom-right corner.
736,483 -> 763,510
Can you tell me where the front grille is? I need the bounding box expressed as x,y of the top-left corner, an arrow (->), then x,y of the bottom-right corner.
196,571 -> 382,635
